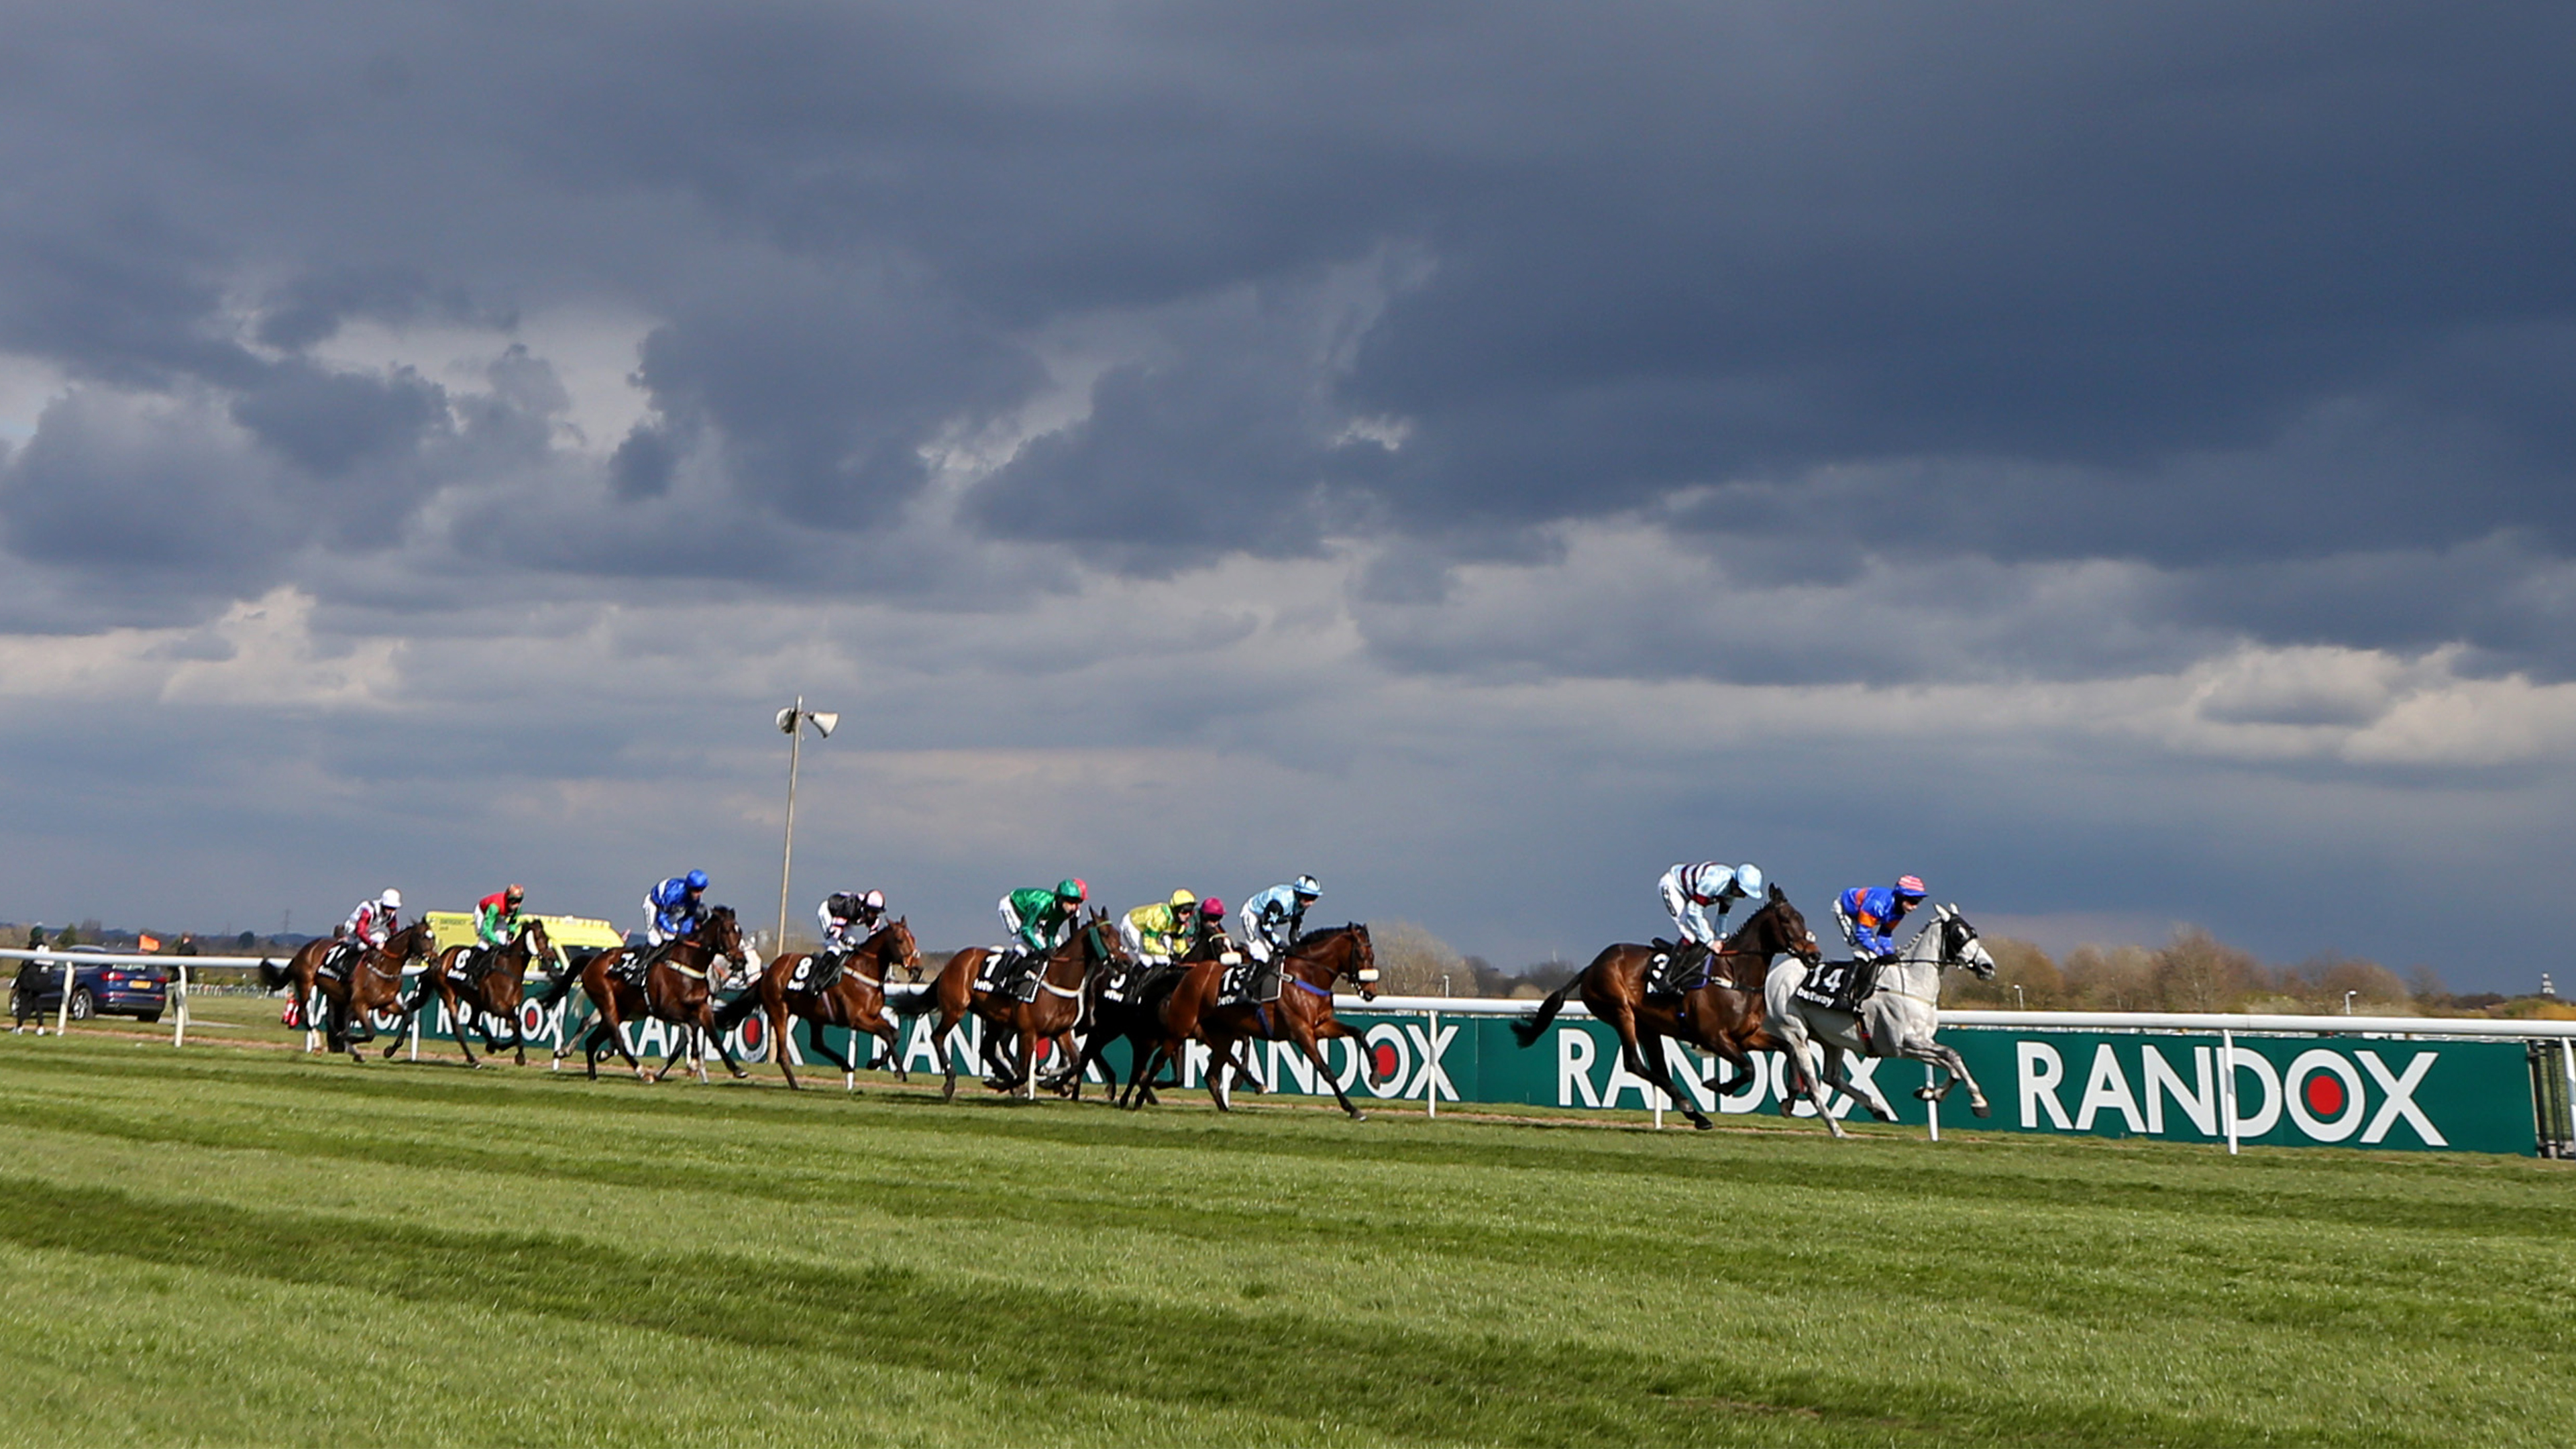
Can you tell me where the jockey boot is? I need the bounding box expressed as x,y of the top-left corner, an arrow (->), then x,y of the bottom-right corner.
810,949 -> 845,994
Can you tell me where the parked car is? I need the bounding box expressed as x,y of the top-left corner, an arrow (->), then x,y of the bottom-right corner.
10,949 -> 168,1023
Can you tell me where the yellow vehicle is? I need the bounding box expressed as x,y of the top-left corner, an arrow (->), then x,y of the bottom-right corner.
423,912 -> 623,968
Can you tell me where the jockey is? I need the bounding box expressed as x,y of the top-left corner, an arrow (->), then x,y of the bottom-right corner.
1193,898 -> 1231,957
630,870 -> 710,979
816,889 -> 887,955
645,871 -> 711,945
1652,861 -> 1762,994
330,889 -> 400,975
1239,875 -> 1320,963
470,884 -> 526,978
997,879 -> 1087,984
1118,890 -> 1198,967
1832,875 -> 1927,1009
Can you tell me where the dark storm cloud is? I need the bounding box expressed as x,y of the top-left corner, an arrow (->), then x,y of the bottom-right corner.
0,0 -> 2570,672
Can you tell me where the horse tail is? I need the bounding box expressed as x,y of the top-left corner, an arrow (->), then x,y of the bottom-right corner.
1511,971 -> 1583,1048
710,985 -> 765,1032
256,957 -> 290,992
531,953 -> 587,1009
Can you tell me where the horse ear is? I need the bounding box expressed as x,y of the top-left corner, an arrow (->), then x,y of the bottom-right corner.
1770,883 -> 1784,901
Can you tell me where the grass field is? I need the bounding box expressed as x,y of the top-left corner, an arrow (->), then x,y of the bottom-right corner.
0,1012 -> 2569,1447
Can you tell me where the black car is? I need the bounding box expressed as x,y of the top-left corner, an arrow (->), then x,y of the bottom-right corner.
9,949 -> 168,1023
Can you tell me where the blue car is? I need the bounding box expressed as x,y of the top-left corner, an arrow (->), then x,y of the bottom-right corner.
9,950 -> 168,1023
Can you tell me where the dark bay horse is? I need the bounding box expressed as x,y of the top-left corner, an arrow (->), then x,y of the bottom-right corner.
1048,926 -> 1241,1106
1511,885 -> 1819,1130
260,922 -> 439,1061
386,918 -> 557,1067
712,919 -> 920,1091
910,910 -> 1124,1102
1145,924 -> 1381,1120
536,906 -> 749,1083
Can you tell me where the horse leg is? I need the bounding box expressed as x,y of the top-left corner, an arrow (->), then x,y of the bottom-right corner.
704,1010 -> 743,1081
934,1016 -> 961,1102
1612,1016 -> 1710,1130
1907,1038 -> 1991,1118
1777,1020 -> 1849,1138
1289,1024 -> 1368,1122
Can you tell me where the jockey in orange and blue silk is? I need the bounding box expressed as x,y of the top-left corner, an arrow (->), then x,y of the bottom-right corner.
1835,877 -> 1926,961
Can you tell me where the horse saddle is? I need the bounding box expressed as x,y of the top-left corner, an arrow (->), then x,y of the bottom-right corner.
608,950 -> 649,985
787,951 -> 845,994
977,951 -> 1043,1002
1794,961 -> 1875,1013
1220,960 -> 1281,1008
1646,941 -> 1707,997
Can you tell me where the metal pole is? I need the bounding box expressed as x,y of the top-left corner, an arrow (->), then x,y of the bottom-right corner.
55,955 -> 72,1036
172,964 -> 188,1047
2562,1039 -> 2573,1150
1426,1008 -> 1437,1119
1925,1062 -> 1939,1142
2220,1030 -> 2239,1156
777,696 -> 802,961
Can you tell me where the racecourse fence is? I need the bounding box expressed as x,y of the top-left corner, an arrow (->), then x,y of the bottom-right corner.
10,947 -> 2573,1155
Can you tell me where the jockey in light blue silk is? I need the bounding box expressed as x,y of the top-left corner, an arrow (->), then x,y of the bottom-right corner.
1658,861 -> 1763,950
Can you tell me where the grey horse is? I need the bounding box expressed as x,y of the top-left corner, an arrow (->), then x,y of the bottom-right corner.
1764,904 -> 1998,1137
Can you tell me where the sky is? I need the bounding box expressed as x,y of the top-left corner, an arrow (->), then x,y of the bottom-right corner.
1,3 -> 2571,988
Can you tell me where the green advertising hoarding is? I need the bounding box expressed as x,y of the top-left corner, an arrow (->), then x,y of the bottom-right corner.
394,986 -> 2542,1155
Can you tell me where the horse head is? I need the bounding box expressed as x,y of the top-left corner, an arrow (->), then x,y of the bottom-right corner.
517,916 -> 554,966
1935,905 -> 1996,980
876,917 -> 921,980
1730,884 -> 1821,964
698,905 -> 747,967
1334,924 -> 1379,1002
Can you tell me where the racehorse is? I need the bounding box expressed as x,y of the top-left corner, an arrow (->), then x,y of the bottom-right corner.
909,910 -> 1125,1102
1509,887 -> 1819,1131
1765,903 -> 1997,1137
1143,924 -> 1382,1120
710,919 -> 920,1091
384,918 -> 557,1067
260,922 -> 439,1061
535,906 -> 751,1083
1046,926 -> 1242,1107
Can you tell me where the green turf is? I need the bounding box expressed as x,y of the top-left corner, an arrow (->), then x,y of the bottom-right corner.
0,1030 -> 2566,1447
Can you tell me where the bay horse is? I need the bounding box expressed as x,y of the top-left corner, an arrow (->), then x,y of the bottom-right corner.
1143,924 -> 1382,1120
909,910 -> 1124,1102
260,922 -> 439,1061
1510,886 -> 1819,1131
1766,903 -> 1997,1137
535,906 -> 750,1083
1046,926 -> 1242,1106
711,918 -> 920,1091
384,918 -> 557,1067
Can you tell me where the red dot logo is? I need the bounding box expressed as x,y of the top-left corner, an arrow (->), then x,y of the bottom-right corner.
2302,1070 -> 2346,1118
1371,1043 -> 1401,1079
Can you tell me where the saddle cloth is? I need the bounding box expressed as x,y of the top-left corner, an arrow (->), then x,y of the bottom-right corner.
976,951 -> 1041,1002
786,953 -> 849,993
1792,961 -> 1867,1012
1219,959 -> 1281,1008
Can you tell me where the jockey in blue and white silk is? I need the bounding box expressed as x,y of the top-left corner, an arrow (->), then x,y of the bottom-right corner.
1658,861 -> 1762,949
643,871 -> 710,946
1239,875 -> 1320,963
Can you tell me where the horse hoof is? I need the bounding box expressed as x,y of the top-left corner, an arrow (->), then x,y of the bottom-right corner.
1692,1117 -> 1715,1131
1349,1110 -> 1368,1122
1970,1100 -> 1992,1118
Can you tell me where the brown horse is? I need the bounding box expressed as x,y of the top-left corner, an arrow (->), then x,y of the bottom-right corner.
535,906 -> 750,1083
1047,925 -> 1243,1106
385,918 -> 557,1067
909,909 -> 1125,1102
260,922 -> 439,1061
1144,923 -> 1382,1120
1510,885 -> 1819,1131
711,919 -> 920,1091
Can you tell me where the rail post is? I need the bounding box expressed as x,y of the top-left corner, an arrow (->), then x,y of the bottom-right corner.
1925,1062 -> 1940,1142
54,955 -> 72,1036
1425,1007 -> 1437,1119
2220,1029 -> 2239,1155
171,963 -> 189,1047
